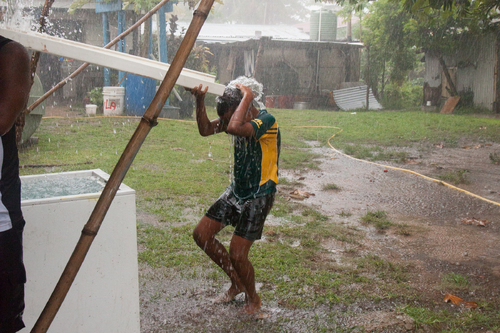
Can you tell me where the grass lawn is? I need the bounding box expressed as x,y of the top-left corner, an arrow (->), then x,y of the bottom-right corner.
19,107 -> 500,331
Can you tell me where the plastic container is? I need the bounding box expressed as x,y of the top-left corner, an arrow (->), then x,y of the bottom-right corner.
125,74 -> 156,116
310,9 -> 337,41
21,169 -> 140,333
293,101 -> 311,110
103,86 -> 125,116
85,104 -> 97,115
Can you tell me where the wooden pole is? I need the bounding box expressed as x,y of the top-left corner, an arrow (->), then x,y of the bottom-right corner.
438,55 -> 458,97
366,45 -> 370,110
25,0 -> 172,115
252,37 -> 265,79
30,0 -> 215,332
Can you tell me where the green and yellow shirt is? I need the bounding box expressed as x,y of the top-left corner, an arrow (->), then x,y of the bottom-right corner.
231,109 -> 280,199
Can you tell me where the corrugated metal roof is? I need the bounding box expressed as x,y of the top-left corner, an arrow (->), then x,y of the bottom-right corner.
177,23 -> 311,43
332,85 -> 383,111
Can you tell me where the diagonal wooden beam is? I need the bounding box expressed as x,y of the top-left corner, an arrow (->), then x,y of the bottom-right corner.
29,0 -> 216,331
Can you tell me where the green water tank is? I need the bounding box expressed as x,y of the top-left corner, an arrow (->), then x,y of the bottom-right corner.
310,9 -> 337,41
21,74 -> 45,143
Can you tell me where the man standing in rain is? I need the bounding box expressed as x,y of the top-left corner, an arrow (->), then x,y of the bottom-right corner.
0,35 -> 30,332
191,77 -> 280,315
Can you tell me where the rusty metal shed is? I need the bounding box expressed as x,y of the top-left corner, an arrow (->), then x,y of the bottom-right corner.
178,22 -> 364,108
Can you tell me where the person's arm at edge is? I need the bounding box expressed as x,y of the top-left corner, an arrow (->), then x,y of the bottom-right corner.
0,41 -> 31,136
226,85 -> 255,138
191,84 -> 223,136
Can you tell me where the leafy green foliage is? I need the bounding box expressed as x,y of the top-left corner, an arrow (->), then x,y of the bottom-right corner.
88,87 -> 103,107
360,0 -> 422,107
401,0 -> 500,21
381,81 -> 423,109
166,15 -> 215,74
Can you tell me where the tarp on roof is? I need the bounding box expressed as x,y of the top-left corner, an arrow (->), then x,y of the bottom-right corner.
332,85 -> 383,111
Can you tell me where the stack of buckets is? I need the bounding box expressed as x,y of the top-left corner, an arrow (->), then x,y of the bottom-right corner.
103,87 -> 125,116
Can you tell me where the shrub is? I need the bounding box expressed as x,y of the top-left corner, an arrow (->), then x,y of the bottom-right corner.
381,82 -> 423,110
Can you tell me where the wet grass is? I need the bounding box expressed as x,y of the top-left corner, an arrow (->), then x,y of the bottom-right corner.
438,169 -> 470,185
361,210 -> 392,230
338,210 -> 352,217
18,108 -> 500,332
322,182 -> 342,191
441,272 -> 470,289
273,109 -> 500,148
342,144 -> 409,162
402,303 -> 500,332
490,152 -> 500,165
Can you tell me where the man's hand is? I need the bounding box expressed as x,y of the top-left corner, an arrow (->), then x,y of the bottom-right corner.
235,84 -> 253,100
191,84 -> 208,102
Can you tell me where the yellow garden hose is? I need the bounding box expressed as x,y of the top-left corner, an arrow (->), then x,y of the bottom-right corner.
40,117 -> 500,207
296,126 -> 500,208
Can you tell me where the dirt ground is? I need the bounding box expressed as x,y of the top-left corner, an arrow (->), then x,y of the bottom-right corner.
137,139 -> 500,332
43,106 -> 500,331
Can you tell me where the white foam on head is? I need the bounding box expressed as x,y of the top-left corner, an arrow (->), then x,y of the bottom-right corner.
227,76 -> 265,109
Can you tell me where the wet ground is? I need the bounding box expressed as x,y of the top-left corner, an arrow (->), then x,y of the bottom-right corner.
138,138 -> 500,332
42,105 -> 500,331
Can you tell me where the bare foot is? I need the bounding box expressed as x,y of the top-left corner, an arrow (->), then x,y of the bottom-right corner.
212,285 -> 245,304
242,295 -> 261,314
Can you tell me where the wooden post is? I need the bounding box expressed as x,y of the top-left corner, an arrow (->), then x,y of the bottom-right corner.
438,55 -> 457,97
102,12 -> 111,86
29,0 -> 215,331
366,45 -> 370,110
252,37 -> 265,79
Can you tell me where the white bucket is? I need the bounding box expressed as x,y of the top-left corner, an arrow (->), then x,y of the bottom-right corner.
103,86 -> 125,116
85,104 -> 97,115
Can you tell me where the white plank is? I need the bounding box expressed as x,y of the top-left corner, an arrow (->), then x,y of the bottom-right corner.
0,27 -> 226,96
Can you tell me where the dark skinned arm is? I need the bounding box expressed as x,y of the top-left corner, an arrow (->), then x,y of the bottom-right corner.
0,40 -> 30,136
225,84 -> 255,138
191,84 -> 224,136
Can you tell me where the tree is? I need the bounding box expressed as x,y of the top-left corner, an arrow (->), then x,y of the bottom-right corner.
318,0 -> 500,21
404,5 -> 490,96
401,0 -> 500,19
335,0 -> 368,41
321,0 -> 493,99
362,0 -> 419,100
